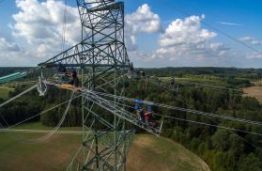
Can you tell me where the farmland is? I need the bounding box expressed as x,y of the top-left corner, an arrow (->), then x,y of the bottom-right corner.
0,123 -> 210,171
0,86 -> 14,99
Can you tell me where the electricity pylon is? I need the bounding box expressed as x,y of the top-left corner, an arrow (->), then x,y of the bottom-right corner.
39,0 -> 132,170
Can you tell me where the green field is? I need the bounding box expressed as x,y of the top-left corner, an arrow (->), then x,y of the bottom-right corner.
0,123 -> 210,171
0,132 -> 81,171
159,76 -> 228,87
127,134 -> 210,171
0,86 -> 14,99
15,122 -> 81,131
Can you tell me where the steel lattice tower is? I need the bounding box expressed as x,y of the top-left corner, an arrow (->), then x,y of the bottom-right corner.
39,0 -> 132,170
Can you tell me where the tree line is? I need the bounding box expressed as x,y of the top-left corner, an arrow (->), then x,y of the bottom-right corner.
0,67 -> 262,170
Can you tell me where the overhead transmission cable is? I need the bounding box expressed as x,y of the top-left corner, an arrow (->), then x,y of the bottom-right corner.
0,95 -> 81,130
46,81 -> 261,128
154,113 -> 262,137
0,84 -> 37,108
61,0 -> 68,53
103,97 -> 262,137
0,95 -> 80,145
0,109 -> 9,127
66,145 -> 83,170
86,90 -> 262,126
161,0 -> 261,54
0,84 -> 38,132
85,92 -> 160,136
33,90 -> 75,143
6,80 -> 37,86
44,80 -> 262,138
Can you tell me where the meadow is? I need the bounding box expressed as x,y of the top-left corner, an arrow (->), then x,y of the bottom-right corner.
0,123 -> 210,171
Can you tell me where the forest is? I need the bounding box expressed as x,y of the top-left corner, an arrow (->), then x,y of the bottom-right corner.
0,67 -> 262,171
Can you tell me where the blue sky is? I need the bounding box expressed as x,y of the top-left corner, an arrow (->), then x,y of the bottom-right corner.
0,0 -> 262,67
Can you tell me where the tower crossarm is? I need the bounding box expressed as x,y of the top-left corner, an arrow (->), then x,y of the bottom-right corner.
38,43 -> 82,68
38,41 -> 129,68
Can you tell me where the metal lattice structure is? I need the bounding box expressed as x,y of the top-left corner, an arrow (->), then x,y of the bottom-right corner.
38,0 -> 129,69
2,0 -> 262,170
39,0 -> 133,170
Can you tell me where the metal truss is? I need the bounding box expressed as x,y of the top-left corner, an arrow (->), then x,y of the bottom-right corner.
39,0 -> 133,170
79,91 -> 134,171
39,0 -> 129,69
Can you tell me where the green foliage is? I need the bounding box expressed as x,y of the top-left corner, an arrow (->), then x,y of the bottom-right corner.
1,67 -> 262,170
134,68 -> 262,171
0,86 -> 14,99
238,153 -> 262,171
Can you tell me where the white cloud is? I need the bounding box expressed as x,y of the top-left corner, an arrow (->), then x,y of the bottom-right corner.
2,2 -> 160,66
150,15 -> 230,66
10,0 -> 80,61
153,43 -> 229,60
125,4 -> 161,51
0,0 -> 82,66
13,0 -> 79,42
0,1 -> 249,67
159,15 -> 216,47
126,4 -> 161,33
0,37 -> 31,66
0,37 -> 20,52
246,52 -> 262,59
239,36 -> 262,46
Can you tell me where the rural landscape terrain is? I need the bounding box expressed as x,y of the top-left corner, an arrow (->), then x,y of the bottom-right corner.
1,67 -> 262,170
1,0 -> 262,170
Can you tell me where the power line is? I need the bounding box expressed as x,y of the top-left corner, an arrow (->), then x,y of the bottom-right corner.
0,84 -> 37,108
155,113 -> 262,137
34,90 -> 75,143
1,95 -> 80,130
88,90 -> 262,126
161,0 -> 261,54
88,94 -> 262,137
61,0 -> 68,53
0,95 -> 80,145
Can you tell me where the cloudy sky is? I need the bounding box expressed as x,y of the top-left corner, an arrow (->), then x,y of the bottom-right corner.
0,0 -> 262,68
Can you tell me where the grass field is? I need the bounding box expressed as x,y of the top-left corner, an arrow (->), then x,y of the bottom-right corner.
0,86 -> 14,99
127,134 -> 210,171
243,86 -> 262,103
15,122 -> 82,131
159,76 -> 228,87
0,132 -> 81,171
0,123 -> 210,171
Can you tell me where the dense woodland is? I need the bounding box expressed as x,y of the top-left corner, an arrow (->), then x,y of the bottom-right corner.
0,67 -> 262,171
143,67 -> 262,79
